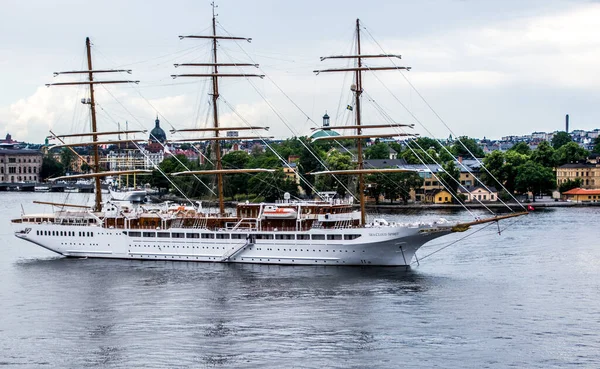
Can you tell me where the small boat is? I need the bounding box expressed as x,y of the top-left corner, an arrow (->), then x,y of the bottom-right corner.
262,206 -> 298,219
34,186 -> 50,192
109,187 -> 147,202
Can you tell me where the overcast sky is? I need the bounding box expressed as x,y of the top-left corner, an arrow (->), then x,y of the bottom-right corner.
1,0 -> 599,143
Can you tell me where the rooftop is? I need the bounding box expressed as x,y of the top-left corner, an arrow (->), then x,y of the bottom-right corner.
563,188 -> 600,196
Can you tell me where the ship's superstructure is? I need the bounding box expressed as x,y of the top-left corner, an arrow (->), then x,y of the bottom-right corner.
11,9 -> 526,266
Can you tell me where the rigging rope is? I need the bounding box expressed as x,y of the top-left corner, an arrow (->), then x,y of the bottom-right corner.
360,24 -> 526,212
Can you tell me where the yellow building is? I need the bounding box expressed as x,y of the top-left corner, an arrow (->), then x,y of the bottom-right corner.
556,163 -> 600,190
433,190 -> 453,204
562,188 -> 600,203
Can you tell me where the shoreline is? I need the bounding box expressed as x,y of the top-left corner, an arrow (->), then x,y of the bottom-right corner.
364,201 -> 596,209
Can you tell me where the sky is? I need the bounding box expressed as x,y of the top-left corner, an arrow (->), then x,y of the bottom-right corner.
1,0 -> 599,144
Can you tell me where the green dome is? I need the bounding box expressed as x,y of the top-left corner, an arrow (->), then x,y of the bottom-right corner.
310,129 -> 339,139
150,117 -> 166,143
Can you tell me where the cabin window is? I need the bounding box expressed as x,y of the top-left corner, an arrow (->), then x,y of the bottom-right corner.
297,234 -> 310,240
157,232 -> 170,238
186,233 -> 200,239
172,232 -> 185,239
201,233 -> 215,239
216,234 -> 230,239
275,234 -> 295,240
128,231 -> 141,237
327,235 -> 342,241
256,234 -> 274,240
142,232 -> 156,238
231,234 -> 246,239
312,234 -> 325,240
344,234 -> 361,240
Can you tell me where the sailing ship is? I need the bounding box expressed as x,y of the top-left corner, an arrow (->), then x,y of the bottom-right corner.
11,11 -> 526,266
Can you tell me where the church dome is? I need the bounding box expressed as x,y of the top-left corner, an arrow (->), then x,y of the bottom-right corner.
149,116 -> 166,144
310,129 -> 339,139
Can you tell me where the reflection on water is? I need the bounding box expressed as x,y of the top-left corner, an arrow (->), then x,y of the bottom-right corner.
1,193 -> 599,368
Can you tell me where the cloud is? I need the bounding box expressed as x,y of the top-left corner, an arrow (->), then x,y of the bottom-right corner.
374,3 -> 600,89
2,2 -> 600,143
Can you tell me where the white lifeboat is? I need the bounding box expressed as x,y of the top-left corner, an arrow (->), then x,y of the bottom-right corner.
263,206 -> 298,219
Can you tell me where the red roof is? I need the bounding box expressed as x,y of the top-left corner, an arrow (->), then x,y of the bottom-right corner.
563,188 -> 600,195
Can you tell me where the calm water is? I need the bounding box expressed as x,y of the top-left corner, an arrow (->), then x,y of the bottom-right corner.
1,193 -> 599,368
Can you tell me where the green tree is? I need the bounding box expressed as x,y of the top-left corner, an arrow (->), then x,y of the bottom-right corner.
503,151 -> 529,193
385,172 -> 424,204
297,138 -> 326,196
413,137 -> 443,151
480,151 -> 505,188
480,150 -> 528,194
40,155 -> 65,181
554,142 -> 588,166
248,169 -> 298,202
367,171 -> 423,204
222,151 -> 251,199
591,136 -> 600,154
551,131 -> 572,149
365,142 -> 390,159
558,178 -> 582,193
438,161 -> 460,196
60,148 -> 75,172
316,150 -> 353,197
509,142 -> 531,156
451,136 -> 484,158
150,155 -> 208,198
366,177 -> 383,204
531,141 -> 556,168
514,161 -> 556,201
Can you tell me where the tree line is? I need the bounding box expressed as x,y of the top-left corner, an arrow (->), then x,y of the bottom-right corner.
38,132 -> 600,203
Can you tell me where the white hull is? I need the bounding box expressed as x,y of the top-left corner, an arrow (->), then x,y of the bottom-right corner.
14,223 -> 452,266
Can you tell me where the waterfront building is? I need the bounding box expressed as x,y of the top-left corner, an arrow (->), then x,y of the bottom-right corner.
556,162 -> 600,190
458,186 -> 498,202
562,188 -> 600,203
0,148 -> 43,182
433,190 -> 453,204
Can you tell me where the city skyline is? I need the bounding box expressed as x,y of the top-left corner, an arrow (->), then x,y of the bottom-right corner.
1,0 -> 600,143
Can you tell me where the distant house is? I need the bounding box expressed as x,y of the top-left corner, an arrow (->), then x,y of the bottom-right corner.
389,148 -> 398,160
562,188 -> 600,203
458,186 -> 498,202
433,190 -> 453,204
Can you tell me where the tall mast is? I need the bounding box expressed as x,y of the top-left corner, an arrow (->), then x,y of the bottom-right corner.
314,19 -> 412,226
85,37 -> 102,212
172,2 -> 265,216
46,39 -> 140,212
354,19 -> 366,225
210,4 -> 225,215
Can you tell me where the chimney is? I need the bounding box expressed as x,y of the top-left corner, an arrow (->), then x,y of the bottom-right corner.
565,114 -> 569,133
458,156 -> 463,164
